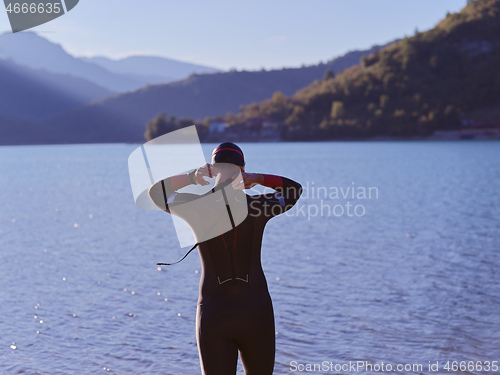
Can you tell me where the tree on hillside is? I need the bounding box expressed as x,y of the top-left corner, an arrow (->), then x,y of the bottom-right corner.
177,118 -> 194,129
323,69 -> 335,80
330,101 -> 345,118
271,91 -> 287,105
144,112 -> 177,141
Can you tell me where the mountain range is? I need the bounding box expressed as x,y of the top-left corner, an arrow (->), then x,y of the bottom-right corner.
81,55 -> 220,86
0,58 -> 111,121
0,31 -> 392,145
44,43 -> 391,144
0,32 -> 220,93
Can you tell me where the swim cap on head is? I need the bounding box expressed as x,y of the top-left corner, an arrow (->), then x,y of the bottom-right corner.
211,142 -> 245,167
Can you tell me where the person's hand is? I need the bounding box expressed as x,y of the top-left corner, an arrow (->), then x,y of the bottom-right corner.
232,172 -> 263,190
194,163 -> 213,186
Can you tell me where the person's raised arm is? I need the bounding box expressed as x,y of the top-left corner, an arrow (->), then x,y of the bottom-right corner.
163,163 -> 213,193
149,163 -> 213,212
238,172 -> 302,211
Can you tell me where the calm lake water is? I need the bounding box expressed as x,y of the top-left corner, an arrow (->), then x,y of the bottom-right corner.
0,141 -> 499,375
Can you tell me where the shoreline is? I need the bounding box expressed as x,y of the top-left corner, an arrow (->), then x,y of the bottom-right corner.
1,129 -> 500,147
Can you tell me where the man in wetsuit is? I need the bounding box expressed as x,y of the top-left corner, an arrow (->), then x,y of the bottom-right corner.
149,142 -> 302,375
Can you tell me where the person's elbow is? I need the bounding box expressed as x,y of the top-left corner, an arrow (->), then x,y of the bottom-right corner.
291,181 -> 303,202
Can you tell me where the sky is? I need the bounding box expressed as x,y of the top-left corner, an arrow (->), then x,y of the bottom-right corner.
0,0 -> 466,71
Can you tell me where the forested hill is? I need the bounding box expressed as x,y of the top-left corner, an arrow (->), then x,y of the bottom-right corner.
43,44 -> 389,144
232,0 -> 500,140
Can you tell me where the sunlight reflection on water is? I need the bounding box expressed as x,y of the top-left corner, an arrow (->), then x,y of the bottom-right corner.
0,141 -> 499,374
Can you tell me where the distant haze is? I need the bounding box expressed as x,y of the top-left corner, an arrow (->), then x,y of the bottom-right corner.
82,56 -> 220,85
0,32 -> 220,92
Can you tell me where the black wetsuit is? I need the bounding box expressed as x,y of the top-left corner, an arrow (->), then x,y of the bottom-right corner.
157,176 -> 302,375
